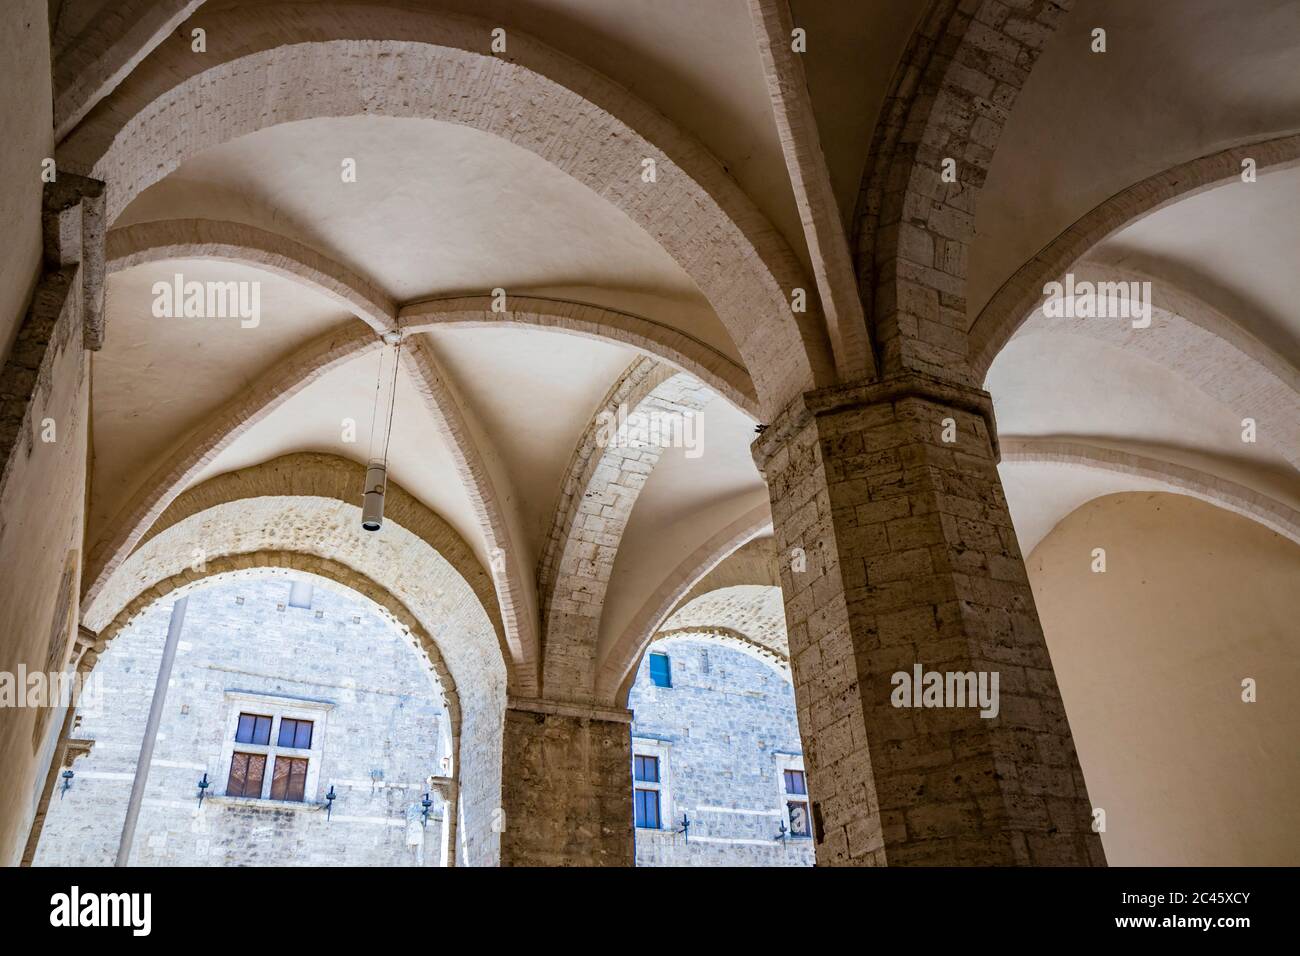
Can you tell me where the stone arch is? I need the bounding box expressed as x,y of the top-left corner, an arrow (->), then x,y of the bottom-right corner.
107,219 -> 397,331
598,504 -> 774,704
1000,438 -> 1300,546
539,360 -> 714,701
99,221 -> 765,694
59,3 -> 834,413
77,558 -> 464,866
81,494 -> 508,867
135,452 -> 506,654
51,0 -> 203,139
967,133 -> 1300,377
1003,260 -> 1300,469
854,0 -> 1077,381
618,585 -> 790,706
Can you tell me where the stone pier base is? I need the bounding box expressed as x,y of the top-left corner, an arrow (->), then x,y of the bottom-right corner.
499,698 -> 633,867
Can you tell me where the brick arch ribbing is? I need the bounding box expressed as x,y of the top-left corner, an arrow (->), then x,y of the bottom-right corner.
659,585 -> 788,656
136,451 -> 507,656
98,220 -> 764,692
107,219 -> 397,331
400,297 -> 758,417
854,0 -> 1076,382
81,496 -> 507,867
967,133 -> 1300,377
539,358 -> 714,701
104,219 -> 760,414
58,3 -> 833,414
81,324 -> 380,612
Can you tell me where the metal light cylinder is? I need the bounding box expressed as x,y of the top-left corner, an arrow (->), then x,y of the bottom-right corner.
362,461 -> 387,531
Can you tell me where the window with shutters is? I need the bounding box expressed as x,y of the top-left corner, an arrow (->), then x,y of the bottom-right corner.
216,693 -> 331,804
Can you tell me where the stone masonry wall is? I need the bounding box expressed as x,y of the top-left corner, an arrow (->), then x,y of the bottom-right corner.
35,574 -> 448,866
629,638 -> 814,866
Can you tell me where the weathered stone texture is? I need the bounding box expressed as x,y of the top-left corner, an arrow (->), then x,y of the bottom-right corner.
0,180 -> 96,867
754,373 -> 1105,866
499,703 -> 633,866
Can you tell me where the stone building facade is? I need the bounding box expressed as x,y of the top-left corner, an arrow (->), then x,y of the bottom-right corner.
34,574 -> 450,867
628,637 -> 814,866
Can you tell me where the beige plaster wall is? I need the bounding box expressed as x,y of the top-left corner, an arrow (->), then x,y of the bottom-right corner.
1029,492 -> 1300,865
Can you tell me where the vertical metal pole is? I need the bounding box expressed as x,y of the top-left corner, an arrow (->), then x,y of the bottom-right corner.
115,596 -> 187,866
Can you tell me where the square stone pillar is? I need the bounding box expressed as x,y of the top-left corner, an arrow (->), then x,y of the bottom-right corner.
499,698 -> 633,866
753,372 -> 1105,866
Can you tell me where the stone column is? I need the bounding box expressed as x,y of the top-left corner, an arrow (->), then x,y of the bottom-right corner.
499,698 -> 633,866
753,372 -> 1105,866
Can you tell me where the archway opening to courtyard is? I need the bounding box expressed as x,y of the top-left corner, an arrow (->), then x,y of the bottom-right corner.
33,570 -> 460,867
621,582 -> 812,867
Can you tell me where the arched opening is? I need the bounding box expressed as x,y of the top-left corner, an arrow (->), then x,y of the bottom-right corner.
628,634 -> 809,867
77,484 -> 509,867
616,581 -> 809,866
34,569 -> 459,866
975,166 -> 1300,863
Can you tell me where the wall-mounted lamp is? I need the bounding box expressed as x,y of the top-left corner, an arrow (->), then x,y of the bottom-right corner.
59,769 -> 74,800
196,772 -> 210,808
325,785 -> 337,821
774,820 -> 789,844
676,812 -> 691,844
421,792 -> 433,829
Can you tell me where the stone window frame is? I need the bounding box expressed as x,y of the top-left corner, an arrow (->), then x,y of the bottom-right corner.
774,752 -> 812,839
631,736 -> 673,831
215,691 -> 333,806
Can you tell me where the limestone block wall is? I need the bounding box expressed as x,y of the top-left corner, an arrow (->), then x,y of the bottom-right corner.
34,575 -> 448,866
628,638 -> 814,866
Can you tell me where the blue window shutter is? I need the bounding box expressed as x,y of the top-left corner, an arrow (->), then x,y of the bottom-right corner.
649,652 -> 672,687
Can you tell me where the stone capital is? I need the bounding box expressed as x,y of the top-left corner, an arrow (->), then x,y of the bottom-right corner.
752,370 -> 1000,471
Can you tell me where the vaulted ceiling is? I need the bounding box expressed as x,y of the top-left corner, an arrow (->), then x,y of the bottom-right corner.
54,0 -> 1298,696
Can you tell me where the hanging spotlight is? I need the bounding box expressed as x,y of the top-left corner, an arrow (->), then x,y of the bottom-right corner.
362,330 -> 403,532
361,460 -> 386,532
